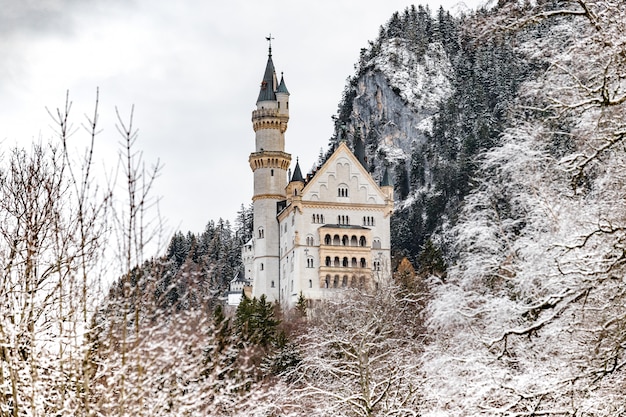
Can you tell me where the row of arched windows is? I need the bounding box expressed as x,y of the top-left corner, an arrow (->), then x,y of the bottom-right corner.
312,214 -> 324,224
324,256 -> 367,268
324,234 -> 367,247
337,186 -> 349,197
324,274 -> 366,289
338,215 -> 349,225
363,216 -> 375,226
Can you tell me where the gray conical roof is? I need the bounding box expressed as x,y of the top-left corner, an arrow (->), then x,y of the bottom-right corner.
257,53 -> 277,103
353,130 -> 366,168
291,158 -> 304,182
381,167 -> 391,187
277,72 -> 290,94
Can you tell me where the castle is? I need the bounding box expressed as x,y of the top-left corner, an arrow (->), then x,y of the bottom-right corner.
240,45 -> 394,308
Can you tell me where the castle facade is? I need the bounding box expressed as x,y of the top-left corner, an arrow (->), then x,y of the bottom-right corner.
242,47 -> 393,308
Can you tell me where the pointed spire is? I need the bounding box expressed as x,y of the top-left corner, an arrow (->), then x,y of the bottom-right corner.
381,166 -> 391,187
353,128 -> 366,168
291,157 -> 304,182
257,35 -> 278,103
277,72 -> 290,94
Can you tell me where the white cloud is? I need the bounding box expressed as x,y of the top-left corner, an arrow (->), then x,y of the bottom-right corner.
0,0 -> 485,240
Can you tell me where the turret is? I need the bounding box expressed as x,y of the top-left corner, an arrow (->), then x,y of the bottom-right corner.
249,41 -> 292,302
380,167 -> 394,212
276,72 -> 290,118
286,158 -> 305,205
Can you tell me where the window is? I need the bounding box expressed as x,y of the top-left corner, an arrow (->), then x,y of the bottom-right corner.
260,263 -> 264,271
351,257 -> 357,267
309,279 -> 313,288
351,236 -> 358,246
342,276 -> 348,287
374,261 -> 381,271
342,235 -> 348,246
306,236 -> 314,246
258,227 -> 264,239
373,239 -> 381,249
363,216 -> 375,226
342,257 -> 348,267
271,280 -> 274,287
325,275 -> 330,288
271,169 -> 274,176
338,185 -> 349,197
334,257 -> 340,267
312,214 -> 325,224
360,258 -> 366,268
325,256 -> 331,267
324,234 -> 331,245
333,275 -> 339,288
359,236 -> 366,247
307,257 -> 314,268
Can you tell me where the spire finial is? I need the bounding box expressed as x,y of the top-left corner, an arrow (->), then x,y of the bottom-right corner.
265,33 -> 274,56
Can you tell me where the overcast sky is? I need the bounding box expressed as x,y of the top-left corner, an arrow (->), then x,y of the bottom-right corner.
0,0 -> 485,237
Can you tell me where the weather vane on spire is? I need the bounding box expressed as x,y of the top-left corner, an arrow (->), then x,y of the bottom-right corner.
266,33 -> 274,56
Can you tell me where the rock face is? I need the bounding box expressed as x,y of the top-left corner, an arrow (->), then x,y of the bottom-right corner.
342,39 -> 454,178
330,7 -> 538,262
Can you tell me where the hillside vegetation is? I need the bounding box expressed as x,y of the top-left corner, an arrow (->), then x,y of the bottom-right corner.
2,1 -> 626,415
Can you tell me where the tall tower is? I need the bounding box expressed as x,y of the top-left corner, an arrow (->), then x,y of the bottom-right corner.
249,42 -> 291,301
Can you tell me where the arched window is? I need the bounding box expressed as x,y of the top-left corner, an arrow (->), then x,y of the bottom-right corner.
258,227 -> 265,239
342,257 -> 349,267
307,257 -> 314,268
325,275 -> 330,288
325,256 -> 331,267
325,234 -> 331,245
342,235 -> 349,246
373,239 -> 381,249
374,260 -> 381,271
351,236 -> 358,246
333,275 -> 340,288
338,185 -> 349,197
351,276 -> 357,288
333,235 -> 340,245
342,276 -> 348,287
334,257 -> 340,267
351,257 -> 358,267
360,258 -> 366,268
309,279 -> 313,288
306,236 -> 314,246
359,236 -> 366,247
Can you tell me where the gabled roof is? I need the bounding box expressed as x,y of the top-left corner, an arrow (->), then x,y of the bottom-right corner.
300,141 -> 388,204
